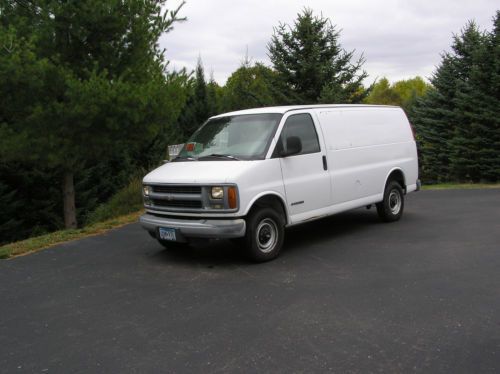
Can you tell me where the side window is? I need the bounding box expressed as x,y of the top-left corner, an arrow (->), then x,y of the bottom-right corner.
275,113 -> 321,156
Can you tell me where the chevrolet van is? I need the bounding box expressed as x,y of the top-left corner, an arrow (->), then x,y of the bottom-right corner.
140,105 -> 420,261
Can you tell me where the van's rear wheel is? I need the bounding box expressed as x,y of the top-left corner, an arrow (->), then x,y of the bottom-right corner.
244,207 -> 284,262
377,180 -> 404,222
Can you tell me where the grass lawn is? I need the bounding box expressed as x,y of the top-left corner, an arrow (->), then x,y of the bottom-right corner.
422,183 -> 500,190
0,210 -> 143,260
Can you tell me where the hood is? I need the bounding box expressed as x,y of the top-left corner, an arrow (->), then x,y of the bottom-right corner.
143,160 -> 264,184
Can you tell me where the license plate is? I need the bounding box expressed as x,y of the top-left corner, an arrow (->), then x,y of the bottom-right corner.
158,227 -> 176,241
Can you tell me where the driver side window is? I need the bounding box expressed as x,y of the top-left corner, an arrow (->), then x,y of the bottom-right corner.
274,113 -> 321,156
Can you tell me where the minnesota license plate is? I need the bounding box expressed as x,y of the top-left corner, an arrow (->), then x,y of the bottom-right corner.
158,227 -> 176,241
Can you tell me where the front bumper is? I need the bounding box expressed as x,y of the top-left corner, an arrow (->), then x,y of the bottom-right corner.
139,213 -> 246,240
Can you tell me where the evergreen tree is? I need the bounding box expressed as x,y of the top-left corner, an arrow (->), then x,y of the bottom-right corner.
0,177 -> 22,245
175,58 -> 217,141
414,16 -> 499,183
193,58 -> 210,123
448,23 -> 487,181
207,73 -> 221,117
451,13 -> 500,181
0,162 -> 63,243
136,69 -> 192,165
482,11 -> 500,181
0,0 -> 186,228
268,8 -> 368,104
413,55 -> 459,182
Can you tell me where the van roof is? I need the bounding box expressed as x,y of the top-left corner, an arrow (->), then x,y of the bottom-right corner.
211,104 -> 400,118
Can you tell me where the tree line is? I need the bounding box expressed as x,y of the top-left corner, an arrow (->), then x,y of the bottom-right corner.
413,17 -> 500,183
0,1 -> 498,245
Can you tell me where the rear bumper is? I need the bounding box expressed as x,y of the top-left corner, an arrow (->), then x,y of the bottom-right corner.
139,213 -> 246,239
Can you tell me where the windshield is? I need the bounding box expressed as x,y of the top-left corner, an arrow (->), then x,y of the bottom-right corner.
175,113 -> 283,161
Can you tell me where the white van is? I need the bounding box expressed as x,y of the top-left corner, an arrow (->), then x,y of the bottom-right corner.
140,105 -> 420,261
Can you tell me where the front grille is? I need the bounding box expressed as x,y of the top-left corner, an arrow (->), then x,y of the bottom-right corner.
146,184 -> 236,212
152,185 -> 201,194
148,184 -> 204,211
151,199 -> 203,209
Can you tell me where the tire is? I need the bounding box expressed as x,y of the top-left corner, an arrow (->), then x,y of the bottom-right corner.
376,180 -> 404,222
244,207 -> 285,262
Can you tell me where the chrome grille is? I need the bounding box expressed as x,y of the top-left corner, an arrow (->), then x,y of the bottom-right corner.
145,184 -> 238,213
152,185 -> 201,194
151,199 -> 202,209
148,184 -> 204,211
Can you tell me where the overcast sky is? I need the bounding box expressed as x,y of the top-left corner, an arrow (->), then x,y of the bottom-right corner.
160,0 -> 498,85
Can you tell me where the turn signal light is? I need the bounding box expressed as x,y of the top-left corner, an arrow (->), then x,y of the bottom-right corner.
228,187 -> 237,209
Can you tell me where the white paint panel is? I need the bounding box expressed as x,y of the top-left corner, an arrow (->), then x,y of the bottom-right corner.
318,108 -> 412,150
279,153 -> 331,216
316,107 -> 418,205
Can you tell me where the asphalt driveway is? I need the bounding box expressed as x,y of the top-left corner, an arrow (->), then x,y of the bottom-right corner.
1,189 -> 499,373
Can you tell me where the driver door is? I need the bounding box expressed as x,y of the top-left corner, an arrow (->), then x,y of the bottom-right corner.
274,112 -> 331,222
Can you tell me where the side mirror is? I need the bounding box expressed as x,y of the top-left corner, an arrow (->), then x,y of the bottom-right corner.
281,136 -> 302,157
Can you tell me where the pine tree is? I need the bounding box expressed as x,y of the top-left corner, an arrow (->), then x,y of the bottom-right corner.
0,0 -> 186,228
175,59 -> 209,140
193,58 -> 210,123
0,162 -> 63,243
413,16 -> 499,183
207,73 -> 220,117
413,55 -> 459,182
448,22 -> 487,181
175,58 -> 222,141
456,11 -> 500,182
268,8 -> 368,104
0,178 -> 22,245
482,11 -> 500,181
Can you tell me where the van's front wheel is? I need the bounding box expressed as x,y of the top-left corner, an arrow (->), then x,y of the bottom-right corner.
244,207 -> 284,262
377,181 -> 404,222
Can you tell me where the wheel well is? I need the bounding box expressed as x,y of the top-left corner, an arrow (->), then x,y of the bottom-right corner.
387,169 -> 406,192
249,195 -> 288,224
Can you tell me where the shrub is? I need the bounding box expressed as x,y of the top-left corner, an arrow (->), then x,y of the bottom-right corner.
86,177 -> 143,224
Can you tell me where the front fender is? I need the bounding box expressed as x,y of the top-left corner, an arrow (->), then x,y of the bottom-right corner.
243,191 -> 290,225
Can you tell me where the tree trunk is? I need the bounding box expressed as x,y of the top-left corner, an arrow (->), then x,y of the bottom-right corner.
63,171 -> 77,229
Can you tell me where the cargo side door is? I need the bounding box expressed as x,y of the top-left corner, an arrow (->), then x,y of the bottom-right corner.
273,112 -> 331,223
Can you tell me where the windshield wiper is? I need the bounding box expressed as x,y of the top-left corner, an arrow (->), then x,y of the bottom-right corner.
198,153 -> 240,161
172,155 -> 196,162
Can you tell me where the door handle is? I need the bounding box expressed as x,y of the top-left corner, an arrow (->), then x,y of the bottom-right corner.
322,155 -> 328,170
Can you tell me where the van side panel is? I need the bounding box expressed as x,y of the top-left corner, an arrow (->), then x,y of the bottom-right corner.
316,108 -> 418,205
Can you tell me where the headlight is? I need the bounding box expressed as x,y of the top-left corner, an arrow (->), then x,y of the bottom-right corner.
211,186 -> 224,199
143,185 -> 151,196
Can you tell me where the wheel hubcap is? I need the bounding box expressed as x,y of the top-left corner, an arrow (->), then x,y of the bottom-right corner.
389,190 -> 401,214
256,218 -> 278,253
